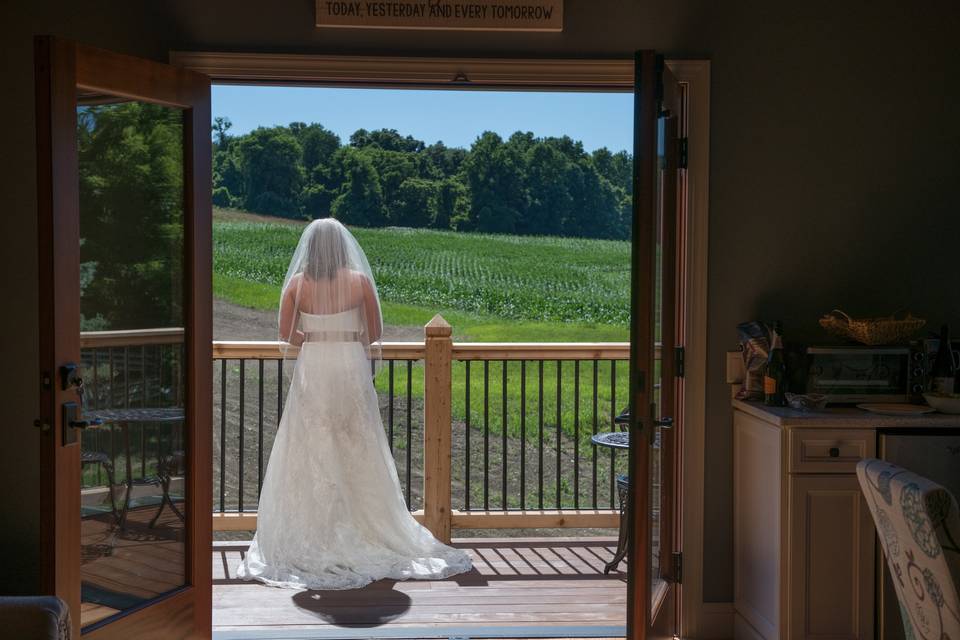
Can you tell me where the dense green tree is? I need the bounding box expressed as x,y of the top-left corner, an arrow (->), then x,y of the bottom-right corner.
394,178 -> 439,227
213,116 -> 233,151
592,147 -> 633,195
78,102 -> 183,330
423,142 -> 467,178
330,147 -> 387,226
436,178 -> 469,229
235,127 -> 304,217
350,128 -> 425,153
521,142 -> 572,236
294,123 -> 341,172
460,132 -> 527,233
211,118 -> 633,239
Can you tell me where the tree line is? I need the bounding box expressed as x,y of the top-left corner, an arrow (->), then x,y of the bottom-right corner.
79,102 -> 184,330
212,118 -> 634,239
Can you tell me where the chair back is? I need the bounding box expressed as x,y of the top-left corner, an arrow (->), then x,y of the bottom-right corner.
857,459 -> 960,640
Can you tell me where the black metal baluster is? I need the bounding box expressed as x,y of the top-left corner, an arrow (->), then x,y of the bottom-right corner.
483,360 -> 490,510
592,360 -> 599,509
520,360 -> 526,510
538,360 -> 544,510
174,344 -> 183,408
574,360 -> 580,509
108,348 -> 115,407
93,349 -> 101,484
92,349 -> 99,410
464,360 -> 471,510
140,346 -> 147,479
220,359 -> 227,513
123,347 -> 129,409
501,360 -> 508,509
556,360 -> 562,510
610,360 -> 617,508
277,359 -> 284,421
258,359 -> 264,497
405,360 -> 413,507
238,359 -> 245,512
388,360 -> 395,453
109,348 -> 116,481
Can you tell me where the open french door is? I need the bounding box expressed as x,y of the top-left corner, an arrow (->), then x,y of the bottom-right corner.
628,51 -> 685,640
35,37 -> 212,638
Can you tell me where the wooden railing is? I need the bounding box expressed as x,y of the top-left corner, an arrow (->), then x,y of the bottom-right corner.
82,322 -> 650,543
212,316 -> 650,543
79,329 -> 185,490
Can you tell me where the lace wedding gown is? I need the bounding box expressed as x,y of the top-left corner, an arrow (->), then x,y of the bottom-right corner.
236,308 -> 473,590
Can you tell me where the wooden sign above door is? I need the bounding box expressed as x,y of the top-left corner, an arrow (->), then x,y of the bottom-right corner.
316,0 -> 563,31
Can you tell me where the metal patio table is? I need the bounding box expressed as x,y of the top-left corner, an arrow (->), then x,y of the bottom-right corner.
86,407 -> 185,530
591,408 -> 631,574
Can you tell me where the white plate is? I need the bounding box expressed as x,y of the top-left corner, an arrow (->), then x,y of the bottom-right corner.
856,403 -> 936,416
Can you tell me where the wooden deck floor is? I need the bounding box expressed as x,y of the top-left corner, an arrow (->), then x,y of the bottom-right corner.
213,537 -> 627,639
81,504 -> 185,627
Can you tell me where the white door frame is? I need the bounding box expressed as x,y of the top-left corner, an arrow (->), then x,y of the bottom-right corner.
169,51 -> 716,638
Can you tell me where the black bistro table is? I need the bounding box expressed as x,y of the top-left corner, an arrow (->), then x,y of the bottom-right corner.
86,407 -> 185,529
591,408 -> 631,574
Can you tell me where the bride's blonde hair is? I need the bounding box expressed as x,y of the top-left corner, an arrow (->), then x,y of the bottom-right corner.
305,218 -> 350,280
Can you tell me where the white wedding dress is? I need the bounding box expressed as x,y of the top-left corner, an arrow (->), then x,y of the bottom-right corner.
236,308 -> 472,590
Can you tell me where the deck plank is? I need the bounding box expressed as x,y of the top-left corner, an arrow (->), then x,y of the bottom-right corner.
213,537 -> 627,633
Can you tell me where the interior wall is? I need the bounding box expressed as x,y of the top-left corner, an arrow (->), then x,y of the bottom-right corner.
3,0 -> 959,602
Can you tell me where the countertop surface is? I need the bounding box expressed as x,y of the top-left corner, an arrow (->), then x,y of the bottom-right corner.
732,399 -> 960,428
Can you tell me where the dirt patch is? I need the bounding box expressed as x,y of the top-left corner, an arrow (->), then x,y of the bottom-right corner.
214,297 -> 426,342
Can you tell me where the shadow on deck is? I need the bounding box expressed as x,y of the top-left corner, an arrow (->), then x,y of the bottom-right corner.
213,537 -> 627,639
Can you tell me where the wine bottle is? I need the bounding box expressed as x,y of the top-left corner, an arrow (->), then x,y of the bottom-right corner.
930,324 -> 956,394
764,321 -> 787,406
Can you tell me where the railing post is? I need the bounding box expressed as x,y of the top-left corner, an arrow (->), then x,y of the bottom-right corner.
423,314 -> 453,543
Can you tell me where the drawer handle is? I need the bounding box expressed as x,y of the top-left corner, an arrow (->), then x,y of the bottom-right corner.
829,447 -> 840,458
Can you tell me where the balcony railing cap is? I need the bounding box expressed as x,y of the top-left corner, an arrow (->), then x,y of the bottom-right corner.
425,314 -> 452,338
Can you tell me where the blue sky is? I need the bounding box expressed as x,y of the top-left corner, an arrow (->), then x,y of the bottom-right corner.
212,85 -> 633,154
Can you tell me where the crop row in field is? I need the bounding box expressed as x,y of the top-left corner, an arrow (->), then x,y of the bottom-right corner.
213,214 -> 631,325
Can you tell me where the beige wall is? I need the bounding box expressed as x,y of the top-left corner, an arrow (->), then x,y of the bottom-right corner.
3,0 -> 959,602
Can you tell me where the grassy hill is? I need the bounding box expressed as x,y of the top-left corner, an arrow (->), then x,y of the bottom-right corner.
213,208 -> 630,342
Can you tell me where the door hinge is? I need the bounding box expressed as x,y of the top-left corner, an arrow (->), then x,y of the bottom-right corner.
678,137 -> 689,169
674,346 -> 685,378
671,551 -> 683,584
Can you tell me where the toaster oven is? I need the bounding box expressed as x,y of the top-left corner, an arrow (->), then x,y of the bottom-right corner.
805,345 -> 920,404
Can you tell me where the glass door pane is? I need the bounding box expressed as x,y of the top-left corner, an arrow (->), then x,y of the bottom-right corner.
76,97 -> 188,628
650,110 -> 679,617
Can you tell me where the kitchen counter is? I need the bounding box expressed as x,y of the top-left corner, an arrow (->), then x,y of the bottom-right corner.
732,398 -> 960,428
732,397 -> 960,640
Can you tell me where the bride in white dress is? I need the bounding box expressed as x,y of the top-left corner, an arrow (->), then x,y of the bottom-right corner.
237,218 -> 472,590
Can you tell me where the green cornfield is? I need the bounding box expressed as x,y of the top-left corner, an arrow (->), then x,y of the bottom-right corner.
213,211 -> 632,326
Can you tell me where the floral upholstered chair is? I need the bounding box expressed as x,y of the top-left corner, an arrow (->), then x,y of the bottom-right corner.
857,459 -> 960,640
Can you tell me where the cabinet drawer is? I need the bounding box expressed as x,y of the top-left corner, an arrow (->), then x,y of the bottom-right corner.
789,429 -> 875,473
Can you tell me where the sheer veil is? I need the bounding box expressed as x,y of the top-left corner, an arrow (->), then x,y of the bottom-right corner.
278,218 -> 382,370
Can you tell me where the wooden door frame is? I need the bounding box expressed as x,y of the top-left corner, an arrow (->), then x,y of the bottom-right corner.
169,50 -> 713,638
35,36 -> 212,638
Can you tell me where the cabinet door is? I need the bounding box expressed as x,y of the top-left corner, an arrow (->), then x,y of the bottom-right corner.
733,411 -> 784,640
788,475 -> 874,640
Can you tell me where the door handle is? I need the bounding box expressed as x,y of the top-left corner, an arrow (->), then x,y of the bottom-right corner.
655,417 -> 674,428
61,401 -> 101,445
69,418 -> 103,429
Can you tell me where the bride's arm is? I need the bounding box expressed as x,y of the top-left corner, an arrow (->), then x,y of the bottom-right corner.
278,278 -> 305,346
360,274 -> 383,343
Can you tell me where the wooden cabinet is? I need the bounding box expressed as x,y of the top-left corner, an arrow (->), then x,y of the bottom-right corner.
787,475 -> 875,640
733,404 -> 876,640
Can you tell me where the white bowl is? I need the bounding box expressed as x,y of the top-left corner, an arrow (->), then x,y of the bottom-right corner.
923,392 -> 960,414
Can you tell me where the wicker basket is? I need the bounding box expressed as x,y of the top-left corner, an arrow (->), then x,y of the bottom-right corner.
819,309 -> 926,346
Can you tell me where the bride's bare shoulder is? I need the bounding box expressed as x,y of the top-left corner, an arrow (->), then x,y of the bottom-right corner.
282,273 -> 304,297
347,269 -> 372,286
